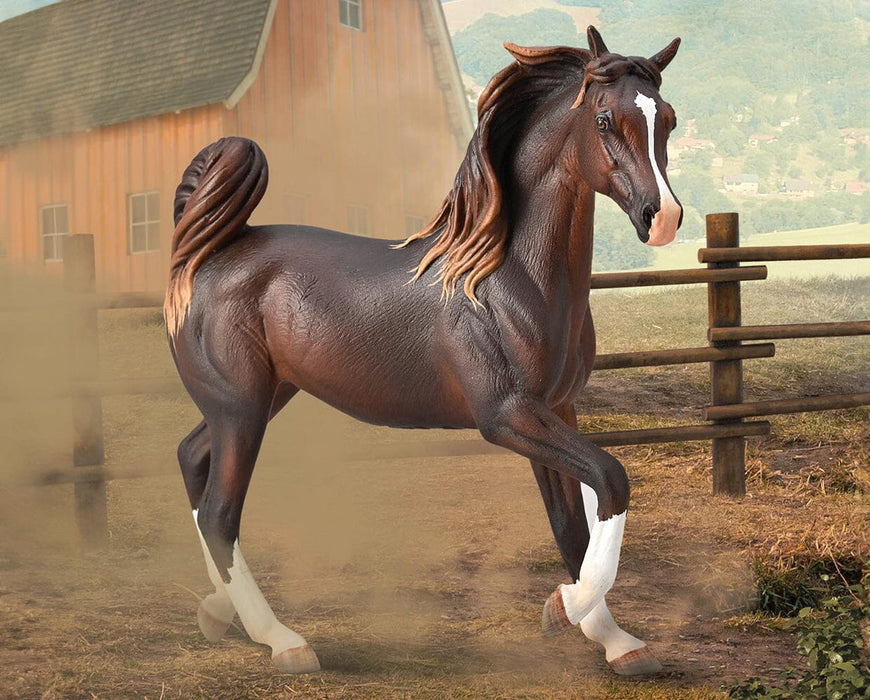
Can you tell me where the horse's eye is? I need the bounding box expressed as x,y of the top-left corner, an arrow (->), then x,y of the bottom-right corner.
596,115 -> 610,131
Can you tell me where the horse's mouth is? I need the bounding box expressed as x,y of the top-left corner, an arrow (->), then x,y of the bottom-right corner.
630,197 -> 682,246
645,196 -> 682,246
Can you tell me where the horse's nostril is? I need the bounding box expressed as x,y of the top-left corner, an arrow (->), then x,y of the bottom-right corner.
642,203 -> 658,228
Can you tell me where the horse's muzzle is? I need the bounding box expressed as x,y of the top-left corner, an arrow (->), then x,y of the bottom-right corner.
636,195 -> 682,246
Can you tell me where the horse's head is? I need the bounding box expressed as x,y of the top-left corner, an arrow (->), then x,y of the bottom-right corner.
400,28 -> 683,302
508,27 -> 682,247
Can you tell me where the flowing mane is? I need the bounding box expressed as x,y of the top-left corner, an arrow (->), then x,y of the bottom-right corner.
398,44 -> 665,304
396,46 -> 588,303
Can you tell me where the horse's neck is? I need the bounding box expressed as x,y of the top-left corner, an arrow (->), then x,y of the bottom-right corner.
508,178 -> 596,299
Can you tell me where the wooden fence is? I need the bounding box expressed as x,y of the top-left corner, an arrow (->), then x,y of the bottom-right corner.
29,212 -> 870,546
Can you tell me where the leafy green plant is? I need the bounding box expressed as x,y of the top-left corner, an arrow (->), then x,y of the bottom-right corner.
754,555 -> 865,617
726,576 -> 870,699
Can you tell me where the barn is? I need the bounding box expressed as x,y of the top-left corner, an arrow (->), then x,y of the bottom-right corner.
0,0 -> 472,293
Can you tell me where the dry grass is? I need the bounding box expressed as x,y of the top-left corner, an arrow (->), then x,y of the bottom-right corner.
0,274 -> 867,698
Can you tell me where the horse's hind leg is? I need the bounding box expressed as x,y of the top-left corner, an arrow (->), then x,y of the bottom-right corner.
178,420 -> 237,641
179,384 -> 301,646
533,404 -> 661,676
194,392 -> 319,674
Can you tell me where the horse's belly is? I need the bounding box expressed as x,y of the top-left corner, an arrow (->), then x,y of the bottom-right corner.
294,368 -> 476,429
269,331 -> 475,429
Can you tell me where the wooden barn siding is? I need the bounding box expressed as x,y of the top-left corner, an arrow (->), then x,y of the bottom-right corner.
0,0 -> 462,293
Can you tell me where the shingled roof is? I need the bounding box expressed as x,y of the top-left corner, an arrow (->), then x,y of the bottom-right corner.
0,0 -> 275,148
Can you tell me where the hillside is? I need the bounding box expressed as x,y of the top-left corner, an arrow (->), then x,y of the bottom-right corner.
446,0 -> 870,268
441,0 -> 598,33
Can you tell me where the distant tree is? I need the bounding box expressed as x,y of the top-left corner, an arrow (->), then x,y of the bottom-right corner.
743,149 -> 776,181
452,9 -> 580,86
592,197 -> 656,271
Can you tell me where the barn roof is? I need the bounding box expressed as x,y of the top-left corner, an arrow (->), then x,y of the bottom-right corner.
0,0 -> 276,148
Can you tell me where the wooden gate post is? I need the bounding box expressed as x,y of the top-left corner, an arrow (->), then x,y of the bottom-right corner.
64,234 -> 107,548
706,213 -> 746,496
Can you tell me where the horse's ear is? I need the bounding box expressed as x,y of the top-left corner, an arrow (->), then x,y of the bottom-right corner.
504,43 -> 551,65
587,26 -> 608,57
504,42 -> 592,67
649,38 -> 681,72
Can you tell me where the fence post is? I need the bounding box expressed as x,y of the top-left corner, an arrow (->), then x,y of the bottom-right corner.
64,234 -> 107,548
706,213 -> 746,496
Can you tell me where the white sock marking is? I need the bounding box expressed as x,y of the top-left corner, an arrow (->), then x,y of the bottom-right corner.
575,488 -> 647,660
634,91 -> 681,246
192,509 -> 235,623
192,510 -> 307,655
561,510 -> 626,624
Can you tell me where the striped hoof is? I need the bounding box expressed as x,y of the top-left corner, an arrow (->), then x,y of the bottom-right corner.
197,600 -> 232,643
272,644 -> 321,674
609,646 -> 663,676
542,586 -> 573,638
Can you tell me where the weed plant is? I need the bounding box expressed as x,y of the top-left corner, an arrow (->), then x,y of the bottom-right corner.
727,574 -> 870,699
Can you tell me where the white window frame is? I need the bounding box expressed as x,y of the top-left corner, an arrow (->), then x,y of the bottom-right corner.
128,191 -> 160,254
338,0 -> 362,30
41,203 -> 69,262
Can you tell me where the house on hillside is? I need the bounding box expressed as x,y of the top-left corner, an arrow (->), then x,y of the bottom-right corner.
781,180 -> 814,198
845,181 -> 870,195
672,136 -> 716,154
723,174 -> 759,195
0,0 -> 472,293
748,134 -> 776,147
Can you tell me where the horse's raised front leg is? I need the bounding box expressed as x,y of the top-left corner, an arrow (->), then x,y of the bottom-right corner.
193,400 -> 319,674
475,396 -> 630,642
531,404 -> 661,675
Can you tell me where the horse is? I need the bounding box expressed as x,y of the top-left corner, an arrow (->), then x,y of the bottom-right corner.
165,26 -> 682,676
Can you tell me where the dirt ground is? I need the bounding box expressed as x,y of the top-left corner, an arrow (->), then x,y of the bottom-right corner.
0,293 -> 867,699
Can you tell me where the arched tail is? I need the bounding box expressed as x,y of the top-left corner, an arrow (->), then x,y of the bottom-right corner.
165,137 -> 268,338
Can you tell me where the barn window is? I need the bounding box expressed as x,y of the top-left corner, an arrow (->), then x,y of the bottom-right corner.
41,203 -> 69,262
405,214 -> 426,237
347,205 -> 369,236
339,0 -> 362,30
129,191 -> 160,253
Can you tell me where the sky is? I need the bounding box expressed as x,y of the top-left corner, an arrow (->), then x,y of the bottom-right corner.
0,0 -> 57,23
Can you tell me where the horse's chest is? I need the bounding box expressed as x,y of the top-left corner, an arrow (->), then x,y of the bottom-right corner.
546,312 -> 594,403
503,303 -> 594,405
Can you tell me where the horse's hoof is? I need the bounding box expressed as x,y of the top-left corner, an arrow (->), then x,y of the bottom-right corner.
272,644 -> 321,674
197,600 -> 232,643
609,646 -> 663,676
542,586 -> 573,638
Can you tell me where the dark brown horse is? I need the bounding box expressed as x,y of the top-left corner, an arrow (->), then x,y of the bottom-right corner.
166,27 -> 681,676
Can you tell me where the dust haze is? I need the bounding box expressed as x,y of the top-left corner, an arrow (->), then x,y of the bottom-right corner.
0,261 -> 808,696
0,260 -> 577,685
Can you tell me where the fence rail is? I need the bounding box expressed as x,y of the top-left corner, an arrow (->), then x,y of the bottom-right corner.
703,393 -> 870,421
710,321 -> 870,342
590,265 -> 767,288
592,343 -> 775,370
698,243 -> 870,263
20,212 -> 870,544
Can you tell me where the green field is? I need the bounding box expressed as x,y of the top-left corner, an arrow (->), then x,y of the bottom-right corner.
647,222 -> 870,279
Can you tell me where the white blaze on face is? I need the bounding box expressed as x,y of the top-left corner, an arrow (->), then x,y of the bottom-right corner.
634,91 -> 681,246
